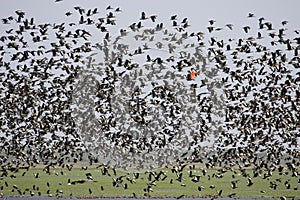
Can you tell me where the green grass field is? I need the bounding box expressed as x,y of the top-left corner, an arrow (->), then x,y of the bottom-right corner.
0,164 -> 299,199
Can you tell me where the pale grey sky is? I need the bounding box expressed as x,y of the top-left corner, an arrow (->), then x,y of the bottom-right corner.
1,0 -> 299,34
1,0 -> 299,166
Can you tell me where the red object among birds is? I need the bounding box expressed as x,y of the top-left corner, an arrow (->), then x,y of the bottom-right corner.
189,71 -> 199,80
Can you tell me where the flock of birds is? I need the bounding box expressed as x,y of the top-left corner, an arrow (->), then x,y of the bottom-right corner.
0,2 -> 299,198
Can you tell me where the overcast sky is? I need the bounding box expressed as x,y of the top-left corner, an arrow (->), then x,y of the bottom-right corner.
1,0 -> 299,34
1,0 -> 299,159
